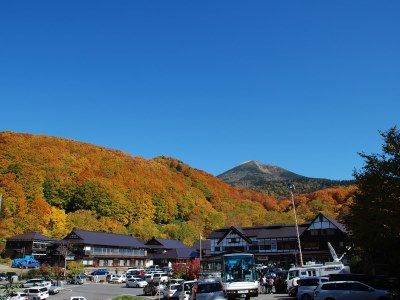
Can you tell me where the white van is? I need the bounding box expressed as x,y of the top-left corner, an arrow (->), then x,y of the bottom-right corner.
26,287 -> 49,300
179,280 -> 197,300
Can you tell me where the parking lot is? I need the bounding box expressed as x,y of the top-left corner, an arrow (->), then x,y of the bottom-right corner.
48,282 -> 291,300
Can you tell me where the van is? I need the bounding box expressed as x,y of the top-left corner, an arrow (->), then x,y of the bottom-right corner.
26,287 -> 49,300
179,280 -> 197,300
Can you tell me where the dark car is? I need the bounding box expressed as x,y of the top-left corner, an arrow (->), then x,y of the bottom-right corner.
91,269 -> 109,276
143,281 -> 165,296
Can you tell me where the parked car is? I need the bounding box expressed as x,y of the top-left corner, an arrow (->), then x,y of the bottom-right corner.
23,278 -> 51,288
8,291 -> 28,300
126,277 -> 148,288
179,280 -> 197,300
190,280 -> 226,300
48,282 -> 63,295
25,287 -> 49,300
153,272 -> 169,283
170,279 -> 185,285
6,272 -> 19,283
143,281 -> 166,296
163,283 -> 182,299
90,269 -> 109,276
314,281 -> 393,300
109,274 -> 126,284
144,273 -> 155,282
70,297 -> 87,300
69,275 -> 86,285
297,277 -> 328,300
0,273 -> 7,281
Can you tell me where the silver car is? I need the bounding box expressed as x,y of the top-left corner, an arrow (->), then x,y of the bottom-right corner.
190,280 -> 226,300
314,281 -> 392,300
297,277 -> 328,300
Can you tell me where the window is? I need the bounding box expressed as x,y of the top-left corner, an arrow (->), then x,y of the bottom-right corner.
248,245 -> 259,252
351,282 -> 370,291
303,242 -> 319,250
310,229 -> 319,236
214,247 -> 220,252
260,244 -> 271,251
228,238 -> 238,243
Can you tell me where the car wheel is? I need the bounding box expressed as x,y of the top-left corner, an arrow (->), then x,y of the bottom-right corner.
301,294 -> 312,300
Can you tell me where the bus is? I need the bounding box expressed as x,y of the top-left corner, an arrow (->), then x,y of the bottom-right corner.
221,253 -> 258,300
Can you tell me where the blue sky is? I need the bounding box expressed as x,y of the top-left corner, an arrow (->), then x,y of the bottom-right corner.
0,1 -> 399,180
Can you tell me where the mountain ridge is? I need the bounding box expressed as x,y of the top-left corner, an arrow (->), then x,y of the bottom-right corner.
218,160 -> 353,198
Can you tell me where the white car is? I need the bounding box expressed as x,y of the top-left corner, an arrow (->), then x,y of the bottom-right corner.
314,281 -> 392,300
297,277 -> 328,300
23,278 -> 51,288
179,280 -> 197,300
8,291 -> 28,300
163,283 -> 181,299
109,274 -> 126,283
153,272 -> 169,283
70,297 -> 88,300
126,277 -> 148,288
25,287 -> 49,300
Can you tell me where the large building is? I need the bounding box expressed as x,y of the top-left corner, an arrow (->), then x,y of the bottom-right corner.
4,232 -> 55,260
205,213 -> 348,269
61,229 -> 148,267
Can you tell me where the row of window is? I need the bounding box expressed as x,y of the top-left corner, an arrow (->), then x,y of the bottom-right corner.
91,247 -> 146,256
214,242 -> 313,253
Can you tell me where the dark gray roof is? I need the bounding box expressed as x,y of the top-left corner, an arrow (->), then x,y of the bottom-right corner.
150,248 -> 198,260
192,239 -> 211,251
208,213 -> 344,240
64,229 -> 146,248
145,238 -> 187,249
7,232 -> 55,242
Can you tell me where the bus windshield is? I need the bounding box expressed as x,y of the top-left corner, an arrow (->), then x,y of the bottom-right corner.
223,254 -> 256,282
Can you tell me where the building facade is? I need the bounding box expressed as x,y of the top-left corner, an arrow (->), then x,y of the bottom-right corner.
4,232 -> 55,260
61,229 -> 149,267
205,213 -> 348,269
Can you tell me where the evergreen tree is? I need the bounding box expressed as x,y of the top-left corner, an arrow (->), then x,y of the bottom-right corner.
345,127 -> 400,277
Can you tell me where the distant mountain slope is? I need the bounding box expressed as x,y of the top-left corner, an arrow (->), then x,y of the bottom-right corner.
218,161 -> 353,198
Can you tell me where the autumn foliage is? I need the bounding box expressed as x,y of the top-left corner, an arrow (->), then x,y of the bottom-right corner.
0,132 -> 355,244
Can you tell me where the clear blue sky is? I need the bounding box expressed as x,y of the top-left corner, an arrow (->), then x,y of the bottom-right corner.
1,1 -> 399,180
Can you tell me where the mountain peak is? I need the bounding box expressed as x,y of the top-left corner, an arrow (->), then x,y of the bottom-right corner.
218,161 -> 305,183
218,161 -> 352,198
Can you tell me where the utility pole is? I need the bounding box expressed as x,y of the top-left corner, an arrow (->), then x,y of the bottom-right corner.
199,234 -> 202,272
289,184 -> 303,267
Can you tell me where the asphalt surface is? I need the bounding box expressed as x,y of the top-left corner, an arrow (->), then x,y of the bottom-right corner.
48,282 -> 293,300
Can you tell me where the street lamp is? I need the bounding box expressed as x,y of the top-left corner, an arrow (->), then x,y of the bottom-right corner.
289,184 -> 303,267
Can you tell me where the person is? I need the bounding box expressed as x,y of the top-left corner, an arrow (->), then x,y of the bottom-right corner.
262,274 -> 267,293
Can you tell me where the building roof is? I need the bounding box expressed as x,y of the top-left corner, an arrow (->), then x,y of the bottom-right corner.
207,213 -> 345,240
64,229 -> 147,248
192,239 -> 211,251
150,248 -> 198,260
145,238 -> 187,249
7,232 -> 55,242
322,214 -> 347,233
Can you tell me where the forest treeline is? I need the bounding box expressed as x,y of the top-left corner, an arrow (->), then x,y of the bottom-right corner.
0,132 -> 355,245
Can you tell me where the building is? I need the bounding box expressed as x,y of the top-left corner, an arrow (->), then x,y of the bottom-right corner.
145,238 -> 196,266
4,232 -> 55,260
205,213 -> 348,269
61,229 -> 148,267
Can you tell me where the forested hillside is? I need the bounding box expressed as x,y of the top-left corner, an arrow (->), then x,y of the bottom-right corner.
0,132 -> 355,245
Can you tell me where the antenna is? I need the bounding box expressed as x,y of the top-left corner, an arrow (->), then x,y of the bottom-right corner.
327,242 -> 339,262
